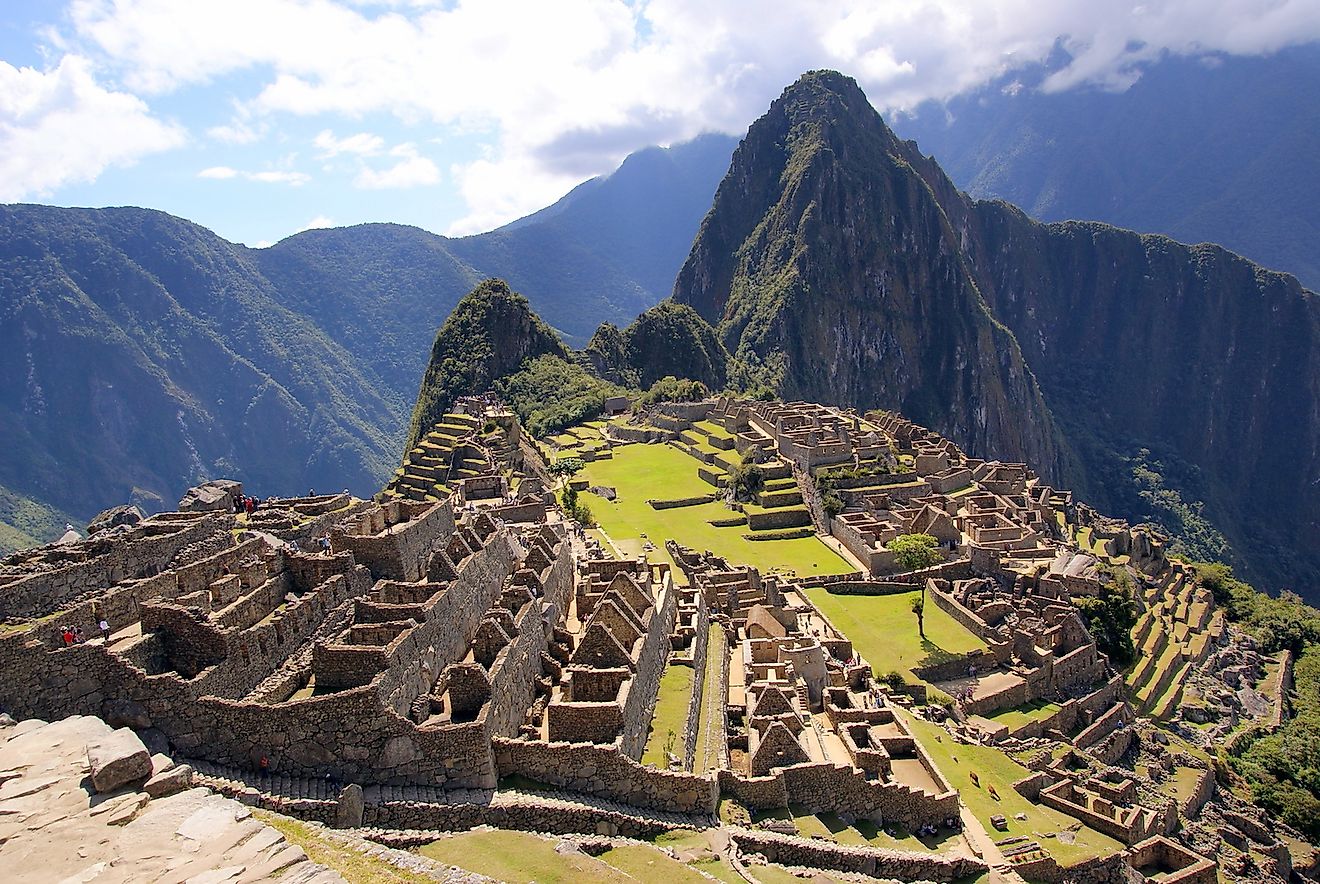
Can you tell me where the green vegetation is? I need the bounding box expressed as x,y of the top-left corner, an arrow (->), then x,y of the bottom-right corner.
547,456 -> 585,481
408,279 -> 569,448
898,712 -> 1123,864
985,698 -> 1064,731
1074,566 -> 1139,665
641,663 -> 694,767
576,440 -> 850,579
890,533 -> 941,572
497,354 -> 630,438
804,587 -> 985,678
0,485 -> 78,556
420,830 -> 629,883
420,829 -> 737,884
725,450 -> 764,502
255,811 -> 433,883
1130,449 -> 1233,566
640,375 -> 709,405
560,486 -> 596,527
1200,562 -> 1320,839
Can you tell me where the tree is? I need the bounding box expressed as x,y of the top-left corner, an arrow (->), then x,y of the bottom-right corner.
548,456 -> 585,485
910,596 -> 925,639
890,533 -> 941,572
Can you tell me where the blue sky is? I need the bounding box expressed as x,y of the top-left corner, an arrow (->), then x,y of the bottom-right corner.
3,1 -> 1318,248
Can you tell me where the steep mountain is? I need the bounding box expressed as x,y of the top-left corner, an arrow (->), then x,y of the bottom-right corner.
0,135 -> 732,551
674,70 -> 1075,484
965,205 -> 1320,594
0,205 -> 399,536
674,70 -> 1319,595
586,301 -> 730,390
405,279 -> 569,448
893,44 -> 1320,290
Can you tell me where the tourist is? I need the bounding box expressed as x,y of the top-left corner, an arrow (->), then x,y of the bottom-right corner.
245,497 -> 254,515
61,626 -> 74,646
73,626 -> 84,643
98,618 -> 110,641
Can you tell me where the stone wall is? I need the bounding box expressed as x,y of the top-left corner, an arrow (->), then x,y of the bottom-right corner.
746,507 -> 813,531
331,500 -> 455,582
492,737 -> 718,814
377,531 -> 518,715
680,601 -> 712,770
729,829 -> 985,882
619,577 -> 679,758
0,513 -> 229,619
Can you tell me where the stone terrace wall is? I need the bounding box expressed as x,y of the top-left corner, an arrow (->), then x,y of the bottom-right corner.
720,762 -> 958,829
492,736 -> 718,815
0,625 -> 499,787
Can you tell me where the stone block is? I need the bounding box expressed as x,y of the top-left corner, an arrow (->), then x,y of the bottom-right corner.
86,728 -> 151,793
335,783 -> 364,828
144,763 -> 193,798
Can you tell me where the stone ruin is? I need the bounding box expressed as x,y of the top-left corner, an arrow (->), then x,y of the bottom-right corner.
0,396 -> 1254,883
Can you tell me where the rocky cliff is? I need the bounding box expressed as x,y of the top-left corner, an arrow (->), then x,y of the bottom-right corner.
673,71 -> 1074,484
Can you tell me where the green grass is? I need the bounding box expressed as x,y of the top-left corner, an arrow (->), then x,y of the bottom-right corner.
641,662 -> 695,767
984,698 -> 1064,732
803,587 -> 986,678
597,844 -> 716,883
255,811 -> 433,883
898,711 -> 1123,865
578,441 -> 850,580
420,830 -> 631,883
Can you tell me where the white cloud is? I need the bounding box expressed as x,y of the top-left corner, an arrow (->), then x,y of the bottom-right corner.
314,129 -> 385,157
198,164 -> 237,179
55,0 -> 1320,230
297,214 -> 335,231
0,54 -> 184,201
197,165 -> 309,185
353,142 -> 439,189
207,120 -> 265,144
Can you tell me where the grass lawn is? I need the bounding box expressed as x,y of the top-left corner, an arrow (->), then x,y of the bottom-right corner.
898,712 -> 1123,865
803,587 -> 986,678
985,698 -> 1064,731
597,843 -> 716,884
641,662 -> 695,766
420,830 -> 633,883
579,441 -> 850,580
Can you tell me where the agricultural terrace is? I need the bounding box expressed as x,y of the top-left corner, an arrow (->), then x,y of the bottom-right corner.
573,440 -> 851,581
803,586 -> 986,680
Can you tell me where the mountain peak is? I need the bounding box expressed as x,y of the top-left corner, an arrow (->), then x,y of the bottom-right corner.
406,278 -> 568,449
